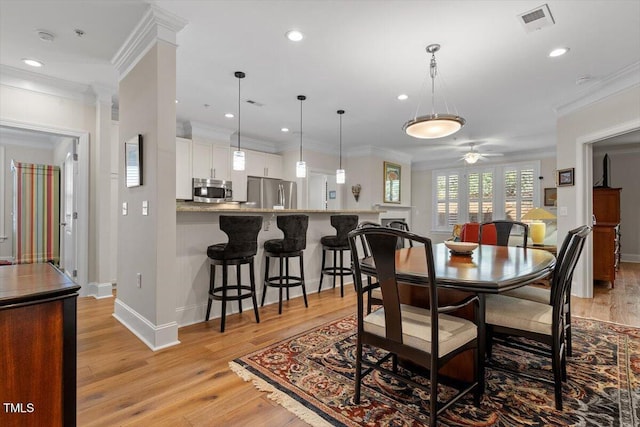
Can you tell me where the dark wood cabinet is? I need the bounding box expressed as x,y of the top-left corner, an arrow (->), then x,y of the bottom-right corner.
0,263 -> 80,427
593,188 -> 622,287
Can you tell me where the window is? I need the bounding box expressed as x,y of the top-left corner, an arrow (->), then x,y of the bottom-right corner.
467,170 -> 493,223
432,161 -> 539,232
435,172 -> 459,229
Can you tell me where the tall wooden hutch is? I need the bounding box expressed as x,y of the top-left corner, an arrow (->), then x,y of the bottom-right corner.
592,187 -> 622,287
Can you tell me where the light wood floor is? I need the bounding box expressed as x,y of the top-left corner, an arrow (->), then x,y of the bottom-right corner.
77,263 -> 639,426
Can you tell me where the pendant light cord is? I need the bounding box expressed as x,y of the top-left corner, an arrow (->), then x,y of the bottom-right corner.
299,98 -> 303,161
430,52 -> 437,116
339,114 -> 342,169
237,76 -> 241,151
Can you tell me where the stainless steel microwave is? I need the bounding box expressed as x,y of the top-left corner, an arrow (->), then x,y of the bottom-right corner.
192,178 -> 233,203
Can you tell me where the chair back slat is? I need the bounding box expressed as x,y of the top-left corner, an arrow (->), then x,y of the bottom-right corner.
550,226 -> 591,318
480,220 -> 529,247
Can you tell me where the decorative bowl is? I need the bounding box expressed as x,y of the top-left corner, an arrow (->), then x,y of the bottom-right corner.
444,241 -> 478,255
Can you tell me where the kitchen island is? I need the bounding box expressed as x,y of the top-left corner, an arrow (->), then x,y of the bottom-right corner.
176,202 -> 383,326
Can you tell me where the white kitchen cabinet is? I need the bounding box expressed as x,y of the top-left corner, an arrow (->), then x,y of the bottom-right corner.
192,140 -> 230,181
176,137 -> 192,200
245,150 -> 283,178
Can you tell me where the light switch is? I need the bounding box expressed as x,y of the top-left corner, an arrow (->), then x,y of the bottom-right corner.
122,202 -> 128,216
142,200 -> 149,216
559,206 -> 568,216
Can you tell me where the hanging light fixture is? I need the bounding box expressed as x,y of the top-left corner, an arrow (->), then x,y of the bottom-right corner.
336,109 -> 346,184
232,71 -> 246,171
403,44 -> 465,139
296,95 -> 307,178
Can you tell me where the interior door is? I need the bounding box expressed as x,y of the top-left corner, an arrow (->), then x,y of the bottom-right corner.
60,150 -> 77,281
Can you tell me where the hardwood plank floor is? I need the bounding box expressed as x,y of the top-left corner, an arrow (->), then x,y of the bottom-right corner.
77,263 -> 639,426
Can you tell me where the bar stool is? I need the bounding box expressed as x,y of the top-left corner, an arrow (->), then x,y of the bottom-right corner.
318,215 -> 359,297
262,215 -> 309,314
205,215 -> 262,332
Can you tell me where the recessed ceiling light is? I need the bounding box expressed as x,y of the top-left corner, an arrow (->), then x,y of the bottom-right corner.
225,113 -> 234,118
36,30 -> 55,42
285,30 -> 304,42
281,127 -> 290,132
175,99 -> 179,104
548,47 -> 569,58
22,58 -> 43,67
397,94 -> 409,101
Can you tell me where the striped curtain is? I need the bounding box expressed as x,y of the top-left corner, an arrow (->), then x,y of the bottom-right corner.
12,161 -> 60,264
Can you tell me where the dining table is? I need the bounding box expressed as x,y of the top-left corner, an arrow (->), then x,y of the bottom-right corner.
360,242 -> 556,393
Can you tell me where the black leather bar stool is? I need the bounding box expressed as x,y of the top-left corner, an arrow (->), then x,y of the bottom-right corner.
318,215 -> 359,297
205,215 -> 262,332
262,215 -> 309,314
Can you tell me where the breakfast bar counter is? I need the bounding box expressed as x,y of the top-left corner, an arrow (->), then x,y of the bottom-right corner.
175,204 -> 383,327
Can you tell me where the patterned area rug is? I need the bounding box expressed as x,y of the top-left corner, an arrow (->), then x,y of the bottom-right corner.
230,315 -> 640,426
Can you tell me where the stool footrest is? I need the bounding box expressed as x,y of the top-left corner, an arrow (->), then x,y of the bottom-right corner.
321,266 -> 352,276
265,276 -> 304,288
210,285 -> 256,301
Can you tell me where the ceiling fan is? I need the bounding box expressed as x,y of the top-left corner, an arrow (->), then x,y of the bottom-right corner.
460,143 -> 503,164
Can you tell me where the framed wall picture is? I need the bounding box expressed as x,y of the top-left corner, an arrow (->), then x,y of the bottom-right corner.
328,190 -> 336,200
544,187 -> 557,206
557,167 -> 574,187
383,161 -> 401,203
125,134 -> 143,187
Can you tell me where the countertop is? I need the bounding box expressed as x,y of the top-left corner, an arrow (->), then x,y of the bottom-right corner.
176,201 -> 384,214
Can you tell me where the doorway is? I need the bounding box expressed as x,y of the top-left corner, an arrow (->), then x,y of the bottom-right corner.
308,170 -> 343,210
0,120 -> 89,291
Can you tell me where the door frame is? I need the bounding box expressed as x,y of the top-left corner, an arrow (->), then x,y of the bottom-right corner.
1,118 -> 89,293
576,117 -> 640,298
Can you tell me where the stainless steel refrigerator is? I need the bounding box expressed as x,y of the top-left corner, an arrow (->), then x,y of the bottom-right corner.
247,176 -> 297,209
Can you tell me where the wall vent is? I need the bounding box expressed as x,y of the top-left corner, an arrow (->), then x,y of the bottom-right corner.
245,99 -> 264,107
517,4 -> 555,33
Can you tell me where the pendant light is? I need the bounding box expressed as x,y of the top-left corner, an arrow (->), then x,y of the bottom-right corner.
296,95 -> 307,178
403,44 -> 465,139
232,71 -> 246,171
336,109 -> 345,184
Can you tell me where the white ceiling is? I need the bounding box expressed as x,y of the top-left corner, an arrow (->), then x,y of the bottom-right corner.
1,0 -> 639,166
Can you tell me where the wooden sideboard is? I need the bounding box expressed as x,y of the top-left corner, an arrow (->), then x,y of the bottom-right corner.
0,263 -> 80,427
593,187 -> 622,287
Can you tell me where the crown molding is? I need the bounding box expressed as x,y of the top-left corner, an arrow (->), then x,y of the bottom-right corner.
554,61 -> 640,117
184,121 -> 233,143
0,65 -> 95,104
111,4 -> 187,81
91,83 -> 115,104
346,145 -> 414,164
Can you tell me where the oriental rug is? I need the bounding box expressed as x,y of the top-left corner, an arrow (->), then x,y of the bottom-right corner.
230,315 -> 640,426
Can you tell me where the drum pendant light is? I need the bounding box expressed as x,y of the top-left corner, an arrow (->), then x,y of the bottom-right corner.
403,44 -> 465,139
296,95 -> 307,178
336,110 -> 345,184
232,71 -> 246,171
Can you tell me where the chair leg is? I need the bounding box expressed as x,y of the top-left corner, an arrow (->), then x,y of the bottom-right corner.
566,311 -> 573,357
205,264 -> 215,321
318,249 -> 326,293
300,253 -> 308,308
354,336 -> 363,404
278,255 -> 284,315
486,326 -> 494,359
249,258 -> 260,324
332,250 -> 338,290
236,263 -> 243,313
552,339 -> 563,410
220,263 -> 228,333
261,256 -> 270,307
285,255 -> 290,301
430,365 -> 438,427
339,249 -> 344,297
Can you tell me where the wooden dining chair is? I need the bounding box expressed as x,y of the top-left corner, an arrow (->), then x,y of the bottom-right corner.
348,227 -> 482,426
354,221 -> 382,313
484,225 -> 591,410
387,220 -> 413,248
503,225 -> 589,356
480,220 -> 529,246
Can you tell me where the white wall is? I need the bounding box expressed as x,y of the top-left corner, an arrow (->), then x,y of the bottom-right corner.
557,84 -> 640,297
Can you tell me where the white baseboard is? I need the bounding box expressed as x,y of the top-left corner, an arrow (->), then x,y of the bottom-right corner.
0,256 -> 14,263
85,281 -> 114,299
621,253 -> 640,263
113,298 -> 180,351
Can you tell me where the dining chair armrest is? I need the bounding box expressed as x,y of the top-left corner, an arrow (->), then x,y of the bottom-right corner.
437,294 -> 479,314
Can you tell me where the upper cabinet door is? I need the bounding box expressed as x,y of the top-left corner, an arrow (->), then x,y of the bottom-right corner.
176,137 -> 192,200
263,152 -> 283,179
192,140 -> 212,179
211,146 -> 230,181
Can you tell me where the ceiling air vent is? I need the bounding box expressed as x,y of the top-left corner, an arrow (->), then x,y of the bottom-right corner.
245,99 -> 264,107
517,4 -> 555,33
